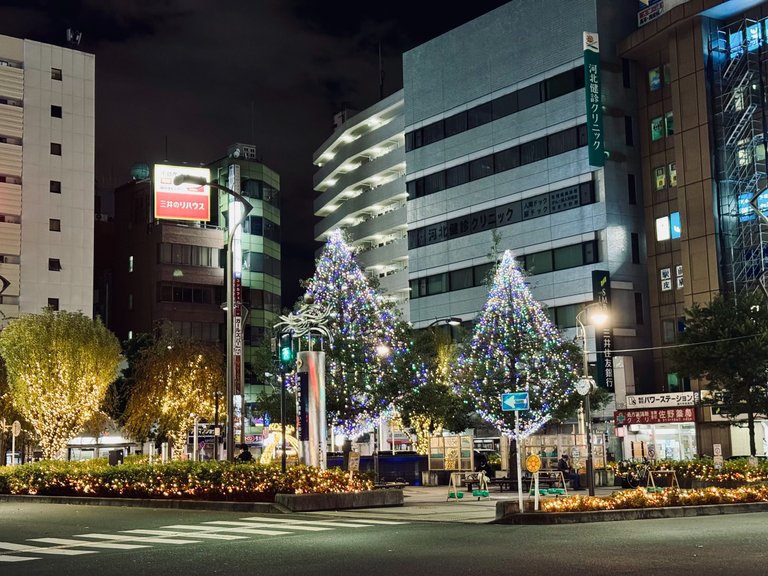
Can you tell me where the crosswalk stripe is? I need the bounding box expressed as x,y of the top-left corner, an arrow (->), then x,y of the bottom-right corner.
0,542 -> 94,556
322,518 -> 410,525
75,533 -> 199,545
205,520 -> 332,532
28,538 -> 149,550
164,524 -> 290,537
0,554 -> 37,563
238,517 -> 378,528
124,529 -> 247,541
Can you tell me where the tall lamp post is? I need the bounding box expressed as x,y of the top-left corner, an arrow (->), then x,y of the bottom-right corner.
173,174 -> 253,461
575,303 -> 608,497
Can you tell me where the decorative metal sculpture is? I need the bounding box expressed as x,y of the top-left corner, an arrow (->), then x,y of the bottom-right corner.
274,295 -> 335,345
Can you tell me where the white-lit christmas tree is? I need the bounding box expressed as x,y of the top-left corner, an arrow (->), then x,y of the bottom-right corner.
303,229 -> 405,437
457,250 -> 579,439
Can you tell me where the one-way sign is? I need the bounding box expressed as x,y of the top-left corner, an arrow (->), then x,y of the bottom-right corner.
501,392 -> 529,411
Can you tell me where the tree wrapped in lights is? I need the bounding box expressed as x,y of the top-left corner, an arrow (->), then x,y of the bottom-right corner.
0,309 -> 122,459
123,329 -> 225,458
303,229 -> 407,437
457,251 -> 579,439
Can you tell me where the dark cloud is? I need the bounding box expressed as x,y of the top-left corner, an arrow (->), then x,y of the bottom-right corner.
0,0 -> 509,306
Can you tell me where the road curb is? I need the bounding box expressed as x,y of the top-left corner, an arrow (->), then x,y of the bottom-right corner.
493,500 -> 768,524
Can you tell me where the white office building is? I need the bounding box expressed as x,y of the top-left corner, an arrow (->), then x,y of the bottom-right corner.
0,34 -> 95,319
312,91 -> 409,317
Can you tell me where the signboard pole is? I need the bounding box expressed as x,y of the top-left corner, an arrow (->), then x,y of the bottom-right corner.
515,410 -> 523,512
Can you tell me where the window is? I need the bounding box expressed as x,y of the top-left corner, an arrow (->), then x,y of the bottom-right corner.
492,92 -> 517,119
648,67 -> 662,91
467,102 -> 492,129
48,258 -> 62,271
50,142 -> 61,155
422,121 -> 445,145
524,251 -> 553,274
553,244 -> 582,270
624,116 -> 634,146
668,162 -> 677,187
628,174 -> 637,205
662,319 -> 676,343
445,164 -> 469,188
656,216 -> 671,241
469,155 -> 494,181
654,166 -> 666,190
51,105 -> 62,118
634,292 -> 644,325
50,180 -> 61,194
650,117 -> 665,141
669,211 -> 681,239
51,67 -> 62,80
665,112 -> 674,135
517,83 -> 542,110
631,233 -> 640,264
663,63 -> 672,85
444,112 -> 467,137
128,255 -> 134,272
49,218 -> 60,232
450,268 -> 474,291
494,147 -> 520,172
622,58 -> 631,88
128,294 -> 133,310
47,298 -> 59,311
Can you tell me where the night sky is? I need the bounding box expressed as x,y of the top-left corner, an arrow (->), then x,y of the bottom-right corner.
0,0 -> 509,306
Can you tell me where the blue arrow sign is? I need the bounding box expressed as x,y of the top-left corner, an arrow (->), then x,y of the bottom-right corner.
501,392 -> 529,411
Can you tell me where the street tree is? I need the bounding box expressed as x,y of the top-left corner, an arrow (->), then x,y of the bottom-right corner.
302,229 -> 408,439
397,326 -> 473,454
456,251 -> 580,439
668,291 -> 768,456
123,330 -> 225,457
0,309 -> 122,459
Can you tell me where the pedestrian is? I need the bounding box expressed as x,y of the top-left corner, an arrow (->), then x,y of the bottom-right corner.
557,453 -> 582,490
236,444 -> 253,462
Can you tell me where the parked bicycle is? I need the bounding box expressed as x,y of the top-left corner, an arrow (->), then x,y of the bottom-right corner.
625,459 -> 651,488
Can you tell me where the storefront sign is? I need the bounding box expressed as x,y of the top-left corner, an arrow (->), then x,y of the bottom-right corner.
153,164 -> 211,222
614,407 -> 695,426
592,270 -> 613,391
583,32 -> 604,167
625,392 -> 697,408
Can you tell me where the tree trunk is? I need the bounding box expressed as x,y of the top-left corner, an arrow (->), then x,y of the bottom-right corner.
342,437 -> 352,470
748,409 -> 757,456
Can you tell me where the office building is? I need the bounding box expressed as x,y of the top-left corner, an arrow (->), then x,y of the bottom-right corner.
0,33 -> 95,319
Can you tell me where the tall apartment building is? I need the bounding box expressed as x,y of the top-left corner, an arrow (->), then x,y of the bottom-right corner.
403,1 -> 650,385
0,34 -> 95,319
619,0 -> 768,456
312,93 -> 409,317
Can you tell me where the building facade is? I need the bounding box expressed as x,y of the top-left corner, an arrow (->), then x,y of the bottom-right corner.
0,34 -> 95,319
402,0 -> 651,389
312,93 -> 409,316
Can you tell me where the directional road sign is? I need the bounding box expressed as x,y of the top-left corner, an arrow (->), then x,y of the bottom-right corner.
501,392 -> 529,411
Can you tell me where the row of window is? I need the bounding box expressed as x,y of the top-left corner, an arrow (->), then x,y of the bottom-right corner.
408,181 -> 595,249
405,66 -> 585,152
159,284 -> 218,305
407,125 -> 588,200
241,179 -> 280,209
170,320 -> 220,343
409,240 -> 598,299
650,112 -> 674,141
243,251 -> 281,277
158,243 -> 221,268
244,216 -> 280,242
653,162 -> 677,190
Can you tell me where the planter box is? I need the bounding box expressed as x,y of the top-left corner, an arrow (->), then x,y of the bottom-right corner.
275,489 -> 403,512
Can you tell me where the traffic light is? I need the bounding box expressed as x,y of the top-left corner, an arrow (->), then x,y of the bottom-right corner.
279,333 -> 294,370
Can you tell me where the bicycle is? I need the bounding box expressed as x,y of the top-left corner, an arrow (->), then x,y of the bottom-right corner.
625,460 -> 650,488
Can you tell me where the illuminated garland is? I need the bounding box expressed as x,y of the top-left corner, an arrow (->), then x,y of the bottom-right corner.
303,229 -> 408,437
457,251 -> 578,439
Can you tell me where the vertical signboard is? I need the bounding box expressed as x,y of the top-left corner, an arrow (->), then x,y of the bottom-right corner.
592,270 -> 614,391
153,164 -> 211,221
228,164 -> 244,419
583,32 -> 604,167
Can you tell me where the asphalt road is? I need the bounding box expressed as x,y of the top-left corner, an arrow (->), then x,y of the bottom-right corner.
1,502 -> 766,576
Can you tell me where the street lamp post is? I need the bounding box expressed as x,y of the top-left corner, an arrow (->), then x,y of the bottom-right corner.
173,174 -> 253,461
575,303 -> 608,497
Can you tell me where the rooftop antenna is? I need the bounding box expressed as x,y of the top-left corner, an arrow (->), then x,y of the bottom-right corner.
66,28 -> 82,47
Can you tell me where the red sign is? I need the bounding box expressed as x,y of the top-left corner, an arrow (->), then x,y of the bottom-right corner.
614,407 -> 695,427
153,164 -> 211,222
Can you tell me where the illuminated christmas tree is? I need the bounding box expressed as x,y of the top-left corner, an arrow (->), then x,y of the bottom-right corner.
457,250 -> 579,439
303,229 -> 406,437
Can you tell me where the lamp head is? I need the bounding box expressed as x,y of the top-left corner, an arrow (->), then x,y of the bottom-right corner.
173,174 -> 208,187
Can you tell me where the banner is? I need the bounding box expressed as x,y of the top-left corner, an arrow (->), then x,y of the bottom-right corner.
153,164 -> 210,221
583,32 -> 604,167
592,270 -> 613,391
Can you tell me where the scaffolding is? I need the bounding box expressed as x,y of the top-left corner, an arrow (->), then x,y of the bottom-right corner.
711,19 -> 768,295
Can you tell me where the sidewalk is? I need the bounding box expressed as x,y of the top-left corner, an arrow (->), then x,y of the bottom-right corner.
311,483 -> 622,524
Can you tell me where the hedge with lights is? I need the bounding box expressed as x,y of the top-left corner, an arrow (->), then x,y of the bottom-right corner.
0,458 -> 373,501
611,457 -> 768,486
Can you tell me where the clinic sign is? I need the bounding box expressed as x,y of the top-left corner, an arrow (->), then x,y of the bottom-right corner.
583,32 -> 604,167
153,164 -> 211,222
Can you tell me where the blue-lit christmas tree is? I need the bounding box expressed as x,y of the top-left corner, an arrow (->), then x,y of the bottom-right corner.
303,229 -> 406,438
457,250 -> 579,439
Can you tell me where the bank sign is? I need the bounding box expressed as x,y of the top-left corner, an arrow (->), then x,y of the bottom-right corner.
153,164 -> 211,222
